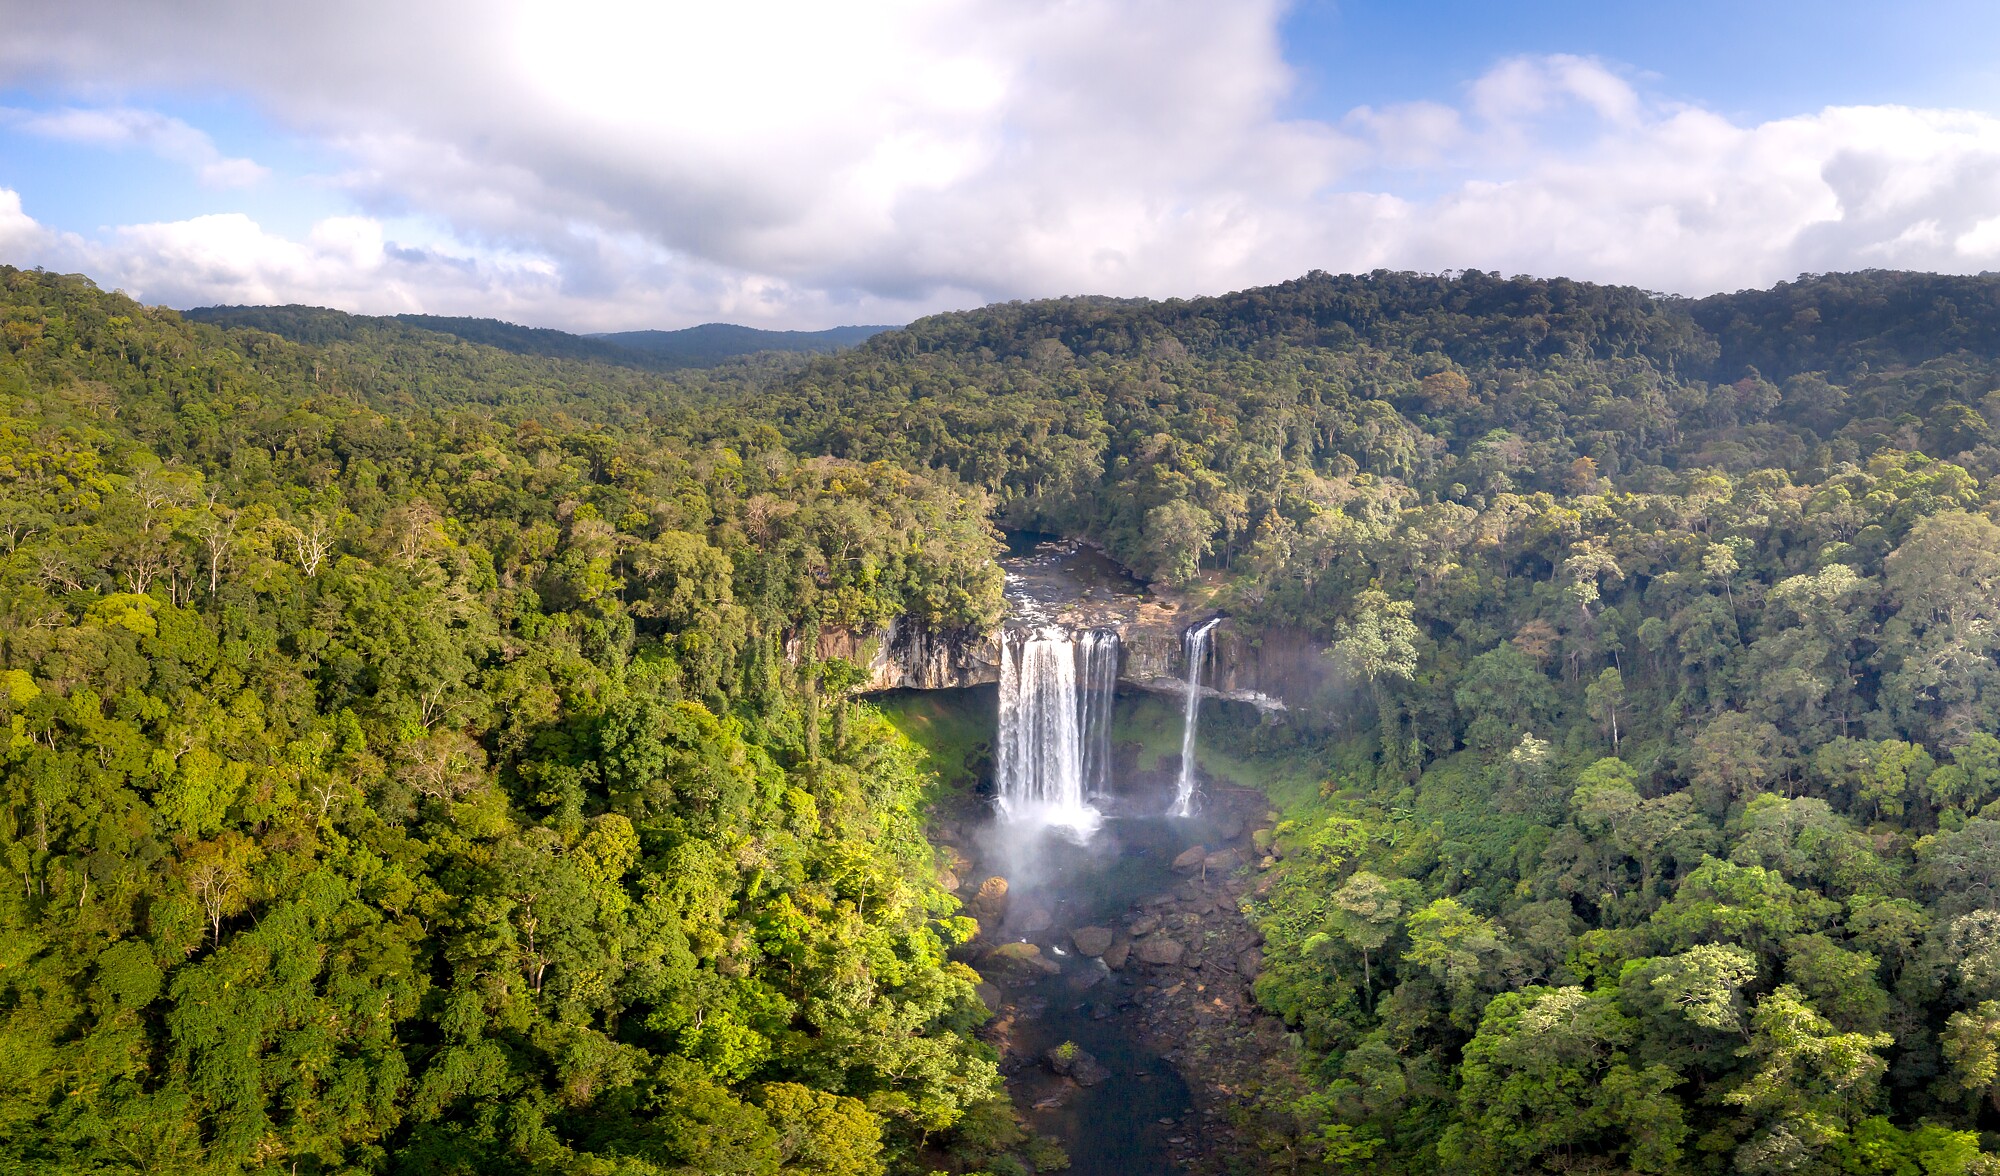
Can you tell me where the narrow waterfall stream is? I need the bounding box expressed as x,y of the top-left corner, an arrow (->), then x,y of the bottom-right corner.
1169,617 -> 1222,817
1079,628 -> 1119,800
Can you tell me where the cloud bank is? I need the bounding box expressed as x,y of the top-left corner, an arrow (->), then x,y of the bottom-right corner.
5,2 -> 2000,328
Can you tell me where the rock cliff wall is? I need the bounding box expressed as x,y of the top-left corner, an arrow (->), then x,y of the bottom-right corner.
805,539 -> 1339,710
820,613 -> 1335,712
813,619 -> 1002,692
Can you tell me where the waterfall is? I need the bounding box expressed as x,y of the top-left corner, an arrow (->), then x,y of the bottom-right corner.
1169,617 -> 1223,818
996,626 -> 1112,834
1079,629 -> 1120,799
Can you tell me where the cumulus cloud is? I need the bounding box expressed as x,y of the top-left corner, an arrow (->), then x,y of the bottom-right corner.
4,2 -> 2000,326
3,106 -> 268,187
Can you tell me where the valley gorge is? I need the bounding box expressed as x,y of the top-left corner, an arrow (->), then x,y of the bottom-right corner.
874,537 -> 1327,1173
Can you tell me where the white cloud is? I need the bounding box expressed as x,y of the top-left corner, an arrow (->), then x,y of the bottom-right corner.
1469,55 -> 1642,127
5,3 -> 2000,327
4,106 -> 269,187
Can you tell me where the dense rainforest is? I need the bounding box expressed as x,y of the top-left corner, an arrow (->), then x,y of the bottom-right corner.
13,262 -> 2000,1175
0,267 -> 1019,1175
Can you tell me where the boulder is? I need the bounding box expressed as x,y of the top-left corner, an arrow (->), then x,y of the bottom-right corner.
1251,828 -> 1276,854
937,844 -> 972,875
1071,926 -> 1115,957
975,981 -> 1003,1011
1044,1043 -> 1110,1086
1066,967 -> 1106,992
1203,849 -> 1240,873
1004,902 -> 1053,936
1128,913 -> 1162,937
1171,845 -> 1208,872
1072,1055 -> 1111,1086
1101,940 -> 1131,970
1235,949 -> 1263,981
984,941 -> 1060,986
1135,936 -> 1186,966
967,875 -> 1010,921
937,869 -> 961,892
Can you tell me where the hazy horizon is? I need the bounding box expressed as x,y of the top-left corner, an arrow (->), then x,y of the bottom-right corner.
7,1 -> 2000,331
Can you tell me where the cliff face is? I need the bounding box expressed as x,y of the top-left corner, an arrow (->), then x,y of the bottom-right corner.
811,539 -> 1339,709
1117,617 -> 1335,712
823,612 -> 1335,712
816,619 -> 1003,692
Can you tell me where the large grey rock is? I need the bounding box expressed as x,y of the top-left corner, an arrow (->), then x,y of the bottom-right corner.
1101,940 -> 1131,970
1135,936 -> 1186,966
1171,845 -> 1208,871
1072,926 -> 1115,957
1044,1043 -> 1111,1086
984,941 -> 1060,986
1128,913 -> 1161,937
1004,902 -> 1053,935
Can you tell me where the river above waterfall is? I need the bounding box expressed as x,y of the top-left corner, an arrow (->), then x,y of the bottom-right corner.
1000,534 -> 1151,628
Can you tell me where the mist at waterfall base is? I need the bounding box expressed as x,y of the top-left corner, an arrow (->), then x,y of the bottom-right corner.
969,815 -> 1204,1170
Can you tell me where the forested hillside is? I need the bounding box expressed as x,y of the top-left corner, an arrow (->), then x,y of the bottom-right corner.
183,306 -> 891,373
16,261 -> 2000,1175
0,267 -> 1019,1174
763,268 -> 2000,1174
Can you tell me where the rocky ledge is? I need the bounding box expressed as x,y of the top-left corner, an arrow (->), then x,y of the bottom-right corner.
808,538 -> 1336,710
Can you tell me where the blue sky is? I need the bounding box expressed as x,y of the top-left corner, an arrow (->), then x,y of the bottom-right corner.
1281,1 -> 2000,122
4,1 -> 2000,329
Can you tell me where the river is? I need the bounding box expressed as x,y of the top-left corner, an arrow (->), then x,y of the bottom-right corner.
898,538 -> 1288,1173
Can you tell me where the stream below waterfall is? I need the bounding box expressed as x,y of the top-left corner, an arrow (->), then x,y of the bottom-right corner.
898,537 -> 1291,1173
969,801 -> 1234,1172
927,753 -> 1285,1175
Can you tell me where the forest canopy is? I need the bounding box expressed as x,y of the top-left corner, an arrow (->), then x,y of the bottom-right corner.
13,262 -> 2000,1173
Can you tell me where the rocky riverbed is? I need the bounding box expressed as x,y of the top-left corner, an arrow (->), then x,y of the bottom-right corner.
931,778 -> 1314,1174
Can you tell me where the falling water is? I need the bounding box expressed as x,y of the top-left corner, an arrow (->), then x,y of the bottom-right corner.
997,627 -> 1106,834
1169,618 -> 1223,818
1079,629 -> 1121,800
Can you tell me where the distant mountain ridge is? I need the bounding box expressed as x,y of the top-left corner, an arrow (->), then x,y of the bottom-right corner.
595,323 -> 892,365
182,305 -> 894,370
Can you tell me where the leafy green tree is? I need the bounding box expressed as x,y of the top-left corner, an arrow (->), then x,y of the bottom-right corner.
1404,897 -> 1518,1030
1441,986 -> 1687,1175
1725,985 -> 1893,1174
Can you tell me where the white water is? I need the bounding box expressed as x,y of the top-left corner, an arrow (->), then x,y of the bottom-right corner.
1079,629 -> 1120,800
1169,618 -> 1223,818
997,626 -> 1116,836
